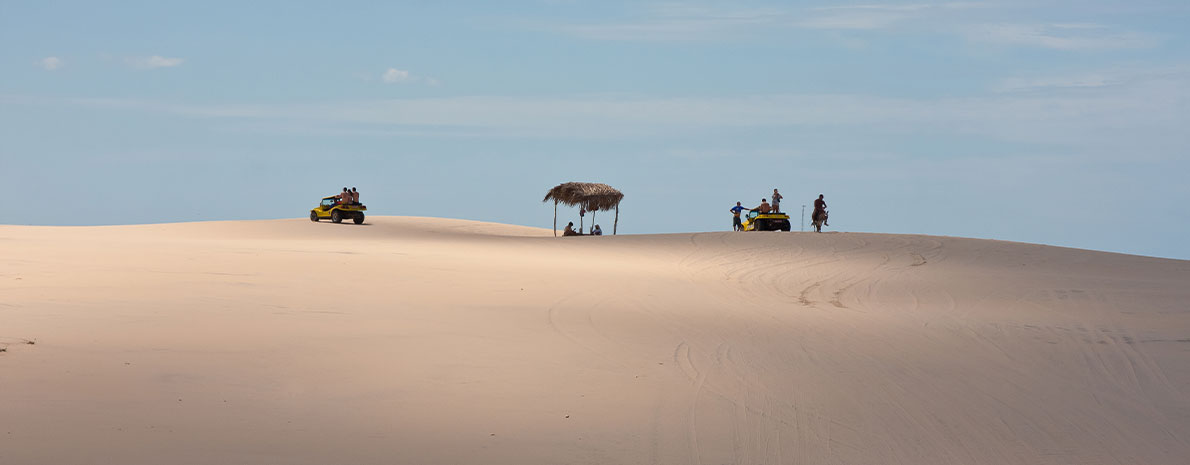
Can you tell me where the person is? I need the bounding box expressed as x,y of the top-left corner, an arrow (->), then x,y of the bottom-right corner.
563,221 -> 579,236
729,202 -> 748,231
338,187 -> 350,205
813,194 -> 828,226
771,189 -> 783,213
350,187 -> 360,205
592,224 -> 603,236
751,198 -> 772,214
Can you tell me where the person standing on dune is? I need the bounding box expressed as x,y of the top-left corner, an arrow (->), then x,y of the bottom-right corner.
729,202 -> 748,231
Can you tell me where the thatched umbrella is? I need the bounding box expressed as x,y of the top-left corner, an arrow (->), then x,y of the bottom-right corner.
543,182 -> 624,236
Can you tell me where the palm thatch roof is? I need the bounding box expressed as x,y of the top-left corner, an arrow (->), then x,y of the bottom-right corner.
542,182 -> 624,211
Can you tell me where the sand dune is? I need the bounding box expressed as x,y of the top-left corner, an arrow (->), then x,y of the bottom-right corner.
2,217 -> 1188,464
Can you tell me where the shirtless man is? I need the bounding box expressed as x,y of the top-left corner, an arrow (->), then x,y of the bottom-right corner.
350,187 -> 360,205
813,194 -> 828,226
752,198 -> 772,214
338,187 -> 350,205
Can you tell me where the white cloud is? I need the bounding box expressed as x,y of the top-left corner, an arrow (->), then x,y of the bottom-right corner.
997,74 -> 1119,92
558,20 -> 734,41
44,68 -> 1185,149
539,4 -> 787,41
995,66 -> 1190,92
537,2 -> 994,39
797,2 -> 990,30
126,55 -> 184,69
380,67 -> 440,86
519,2 -> 1153,53
382,68 -> 411,83
811,4 -> 932,12
38,56 -> 64,71
967,23 -> 1155,50
796,11 -> 908,30
811,2 -> 988,12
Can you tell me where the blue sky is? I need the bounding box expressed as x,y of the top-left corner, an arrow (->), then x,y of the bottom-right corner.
2,1 -> 1188,259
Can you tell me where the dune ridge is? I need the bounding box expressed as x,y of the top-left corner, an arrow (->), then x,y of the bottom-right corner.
2,217 -> 1188,464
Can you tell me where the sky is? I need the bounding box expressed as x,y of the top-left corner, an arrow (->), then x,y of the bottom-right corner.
2,0 -> 1188,259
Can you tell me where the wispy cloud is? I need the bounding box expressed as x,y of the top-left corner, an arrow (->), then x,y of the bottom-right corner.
530,2 -> 994,40
967,23 -> 1155,50
546,4 -> 785,41
37,56 -> 64,71
810,2 -> 988,12
795,11 -> 908,30
520,2 -> 1154,52
379,67 -> 440,86
798,2 -> 988,30
22,68 -> 1182,148
125,55 -> 184,69
995,65 -> 1190,92
382,68 -> 411,83
996,73 -> 1120,92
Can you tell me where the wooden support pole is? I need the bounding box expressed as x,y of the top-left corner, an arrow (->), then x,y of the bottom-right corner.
553,200 -> 558,237
613,205 -> 619,235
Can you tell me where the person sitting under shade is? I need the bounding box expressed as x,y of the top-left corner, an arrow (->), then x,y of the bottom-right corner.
563,221 -> 579,236
591,224 -> 603,236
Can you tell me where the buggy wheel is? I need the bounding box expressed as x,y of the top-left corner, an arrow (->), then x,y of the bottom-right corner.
310,211 -> 319,222
353,213 -> 365,224
331,210 -> 343,223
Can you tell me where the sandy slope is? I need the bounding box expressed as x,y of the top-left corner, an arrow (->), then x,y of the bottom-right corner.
2,217 -> 1188,465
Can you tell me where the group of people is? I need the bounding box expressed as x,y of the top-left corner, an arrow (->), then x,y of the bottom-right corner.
336,187 -> 361,205
563,221 -> 602,236
730,189 -> 828,231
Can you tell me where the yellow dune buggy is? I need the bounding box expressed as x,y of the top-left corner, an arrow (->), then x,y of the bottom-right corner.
742,210 -> 792,232
310,196 -> 366,224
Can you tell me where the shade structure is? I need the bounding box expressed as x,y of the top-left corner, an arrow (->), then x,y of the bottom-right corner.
543,182 -> 624,236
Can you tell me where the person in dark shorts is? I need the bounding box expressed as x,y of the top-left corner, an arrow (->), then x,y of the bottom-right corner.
771,189 -> 783,213
729,202 -> 748,231
813,194 -> 828,226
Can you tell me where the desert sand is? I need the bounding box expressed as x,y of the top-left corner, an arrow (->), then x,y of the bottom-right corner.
2,217 -> 1188,464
